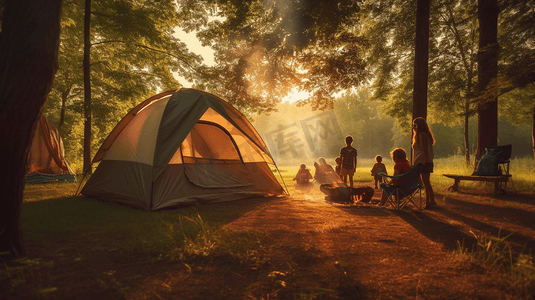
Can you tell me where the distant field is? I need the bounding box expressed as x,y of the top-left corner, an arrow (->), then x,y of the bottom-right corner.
274,156 -> 535,195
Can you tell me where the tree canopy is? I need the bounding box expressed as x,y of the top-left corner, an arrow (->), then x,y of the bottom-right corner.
357,0 -> 534,162
178,0 -> 370,114
45,0 -> 203,171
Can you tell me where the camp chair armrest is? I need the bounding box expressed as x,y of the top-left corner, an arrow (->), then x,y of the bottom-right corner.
378,172 -> 402,180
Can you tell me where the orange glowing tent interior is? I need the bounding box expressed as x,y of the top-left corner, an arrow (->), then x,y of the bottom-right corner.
81,88 -> 286,210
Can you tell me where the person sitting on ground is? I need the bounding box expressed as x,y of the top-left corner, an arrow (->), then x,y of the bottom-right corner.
378,148 -> 411,206
314,157 -> 337,184
370,155 -> 387,189
293,163 -> 313,185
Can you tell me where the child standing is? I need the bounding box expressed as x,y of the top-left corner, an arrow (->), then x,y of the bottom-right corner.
339,135 -> 358,187
370,155 -> 387,189
334,156 -> 341,177
293,163 -> 313,184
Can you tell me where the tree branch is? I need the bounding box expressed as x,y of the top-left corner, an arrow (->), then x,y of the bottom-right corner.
90,40 -> 202,73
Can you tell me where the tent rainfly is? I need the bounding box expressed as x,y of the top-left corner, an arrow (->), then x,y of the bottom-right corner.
26,113 -> 76,183
81,88 -> 286,210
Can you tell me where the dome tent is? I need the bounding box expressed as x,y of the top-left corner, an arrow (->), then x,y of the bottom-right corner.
26,114 -> 75,183
81,88 -> 286,210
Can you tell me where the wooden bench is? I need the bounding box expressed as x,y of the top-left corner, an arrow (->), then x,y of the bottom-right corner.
443,174 -> 512,195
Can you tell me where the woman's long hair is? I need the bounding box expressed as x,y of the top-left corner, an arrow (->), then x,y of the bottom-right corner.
412,117 -> 436,145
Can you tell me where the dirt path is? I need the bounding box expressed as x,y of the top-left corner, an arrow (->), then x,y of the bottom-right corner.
126,184 -> 535,299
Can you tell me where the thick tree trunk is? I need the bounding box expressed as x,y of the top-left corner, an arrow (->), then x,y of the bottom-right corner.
0,0 -> 62,258
83,0 -> 92,174
412,0 -> 430,120
475,0 -> 499,166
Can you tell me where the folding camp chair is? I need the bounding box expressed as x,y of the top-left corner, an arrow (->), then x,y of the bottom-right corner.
378,164 -> 424,210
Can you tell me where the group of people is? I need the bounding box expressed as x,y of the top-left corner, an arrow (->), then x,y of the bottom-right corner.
293,117 -> 437,209
293,135 -> 358,187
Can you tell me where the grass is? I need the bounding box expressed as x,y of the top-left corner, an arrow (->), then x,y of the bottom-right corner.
23,181 -> 79,202
276,155 -> 535,195
5,155 -> 534,299
20,195 -> 254,259
3,192 -> 269,298
173,213 -> 267,268
455,230 -> 535,298
18,156 -> 535,260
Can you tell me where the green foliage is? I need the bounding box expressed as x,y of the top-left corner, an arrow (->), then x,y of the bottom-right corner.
45,0 -> 204,171
358,0 -> 534,161
179,0 -> 370,114
34,0 -> 535,173
432,116 -> 532,159
499,0 -> 535,90
499,84 -> 535,126
359,0 -> 481,126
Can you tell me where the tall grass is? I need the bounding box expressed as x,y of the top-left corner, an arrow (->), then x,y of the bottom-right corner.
455,230 -> 535,298
175,214 -> 267,268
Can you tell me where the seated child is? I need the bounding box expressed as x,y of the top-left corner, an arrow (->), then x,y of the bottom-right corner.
370,155 -> 387,189
314,157 -> 338,184
293,163 -> 313,184
378,148 -> 411,206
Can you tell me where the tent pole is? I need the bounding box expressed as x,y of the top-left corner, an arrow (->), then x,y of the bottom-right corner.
273,163 -> 290,196
74,166 -> 91,196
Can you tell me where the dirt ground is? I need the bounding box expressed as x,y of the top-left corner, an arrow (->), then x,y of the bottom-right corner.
3,182 -> 535,300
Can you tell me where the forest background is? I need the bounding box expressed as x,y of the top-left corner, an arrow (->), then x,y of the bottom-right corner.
9,0 -> 533,173
252,96 -> 532,166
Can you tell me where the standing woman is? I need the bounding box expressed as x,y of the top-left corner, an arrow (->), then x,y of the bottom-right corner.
412,117 -> 437,209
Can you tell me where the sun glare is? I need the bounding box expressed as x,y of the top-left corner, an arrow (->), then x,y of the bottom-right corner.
283,88 -> 310,104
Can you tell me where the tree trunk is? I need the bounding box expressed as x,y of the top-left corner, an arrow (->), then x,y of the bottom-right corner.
59,86 -> 71,129
475,0 -> 499,166
0,0 -> 62,258
412,0 -> 430,120
444,1 -> 475,166
464,98 -> 471,165
532,101 -> 535,167
83,0 -> 92,174
464,70 -> 473,166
